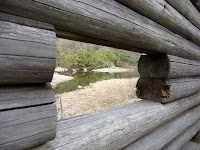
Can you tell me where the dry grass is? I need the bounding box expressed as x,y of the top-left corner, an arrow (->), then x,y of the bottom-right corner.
56,77 -> 140,120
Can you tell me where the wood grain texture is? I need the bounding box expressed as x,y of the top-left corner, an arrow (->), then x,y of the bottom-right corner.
30,92 -> 200,150
182,141 -> 200,150
125,105 -> 200,150
0,104 -> 57,150
0,83 -> 55,110
0,55 -> 55,84
0,12 -> 55,31
116,0 -> 200,47
138,54 -> 200,78
1,0 -> 200,61
162,119 -> 200,150
191,0 -> 200,12
166,0 -> 200,30
136,78 -> 200,103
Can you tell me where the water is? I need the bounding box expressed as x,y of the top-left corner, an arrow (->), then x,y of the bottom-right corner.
54,71 -> 139,94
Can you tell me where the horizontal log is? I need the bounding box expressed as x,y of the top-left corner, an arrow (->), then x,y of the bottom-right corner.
138,54 -> 200,78
166,0 -> 200,30
136,78 -> 200,103
116,0 -> 200,47
124,105 -> 200,150
0,83 -> 55,110
1,1 -> 200,61
0,12 -> 55,31
0,55 -> 55,84
182,141 -> 200,150
162,119 -> 200,150
30,92 -> 200,150
0,104 -> 57,150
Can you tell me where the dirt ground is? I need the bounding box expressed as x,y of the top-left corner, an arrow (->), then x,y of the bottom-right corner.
56,77 -> 140,120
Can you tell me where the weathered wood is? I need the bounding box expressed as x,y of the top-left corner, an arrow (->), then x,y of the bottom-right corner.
192,130 -> 200,143
124,105 -> 200,150
166,0 -> 200,30
116,0 -> 200,47
1,1 -> 200,61
30,92 -> 200,150
0,12 -> 55,31
138,54 -> 200,78
0,104 -> 57,150
0,83 -> 55,110
191,0 -> 200,12
136,78 -> 200,103
162,119 -> 200,150
182,141 -> 200,150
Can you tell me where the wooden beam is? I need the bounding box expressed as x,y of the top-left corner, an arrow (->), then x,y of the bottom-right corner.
191,0 -> 200,12
166,0 -> 200,30
182,141 -> 200,150
0,83 -> 55,110
136,78 -> 200,103
0,104 -> 57,150
162,119 -> 200,150
138,54 -> 200,78
30,92 -> 200,150
124,105 -> 200,150
1,1 -> 200,61
116,0 -> 200,47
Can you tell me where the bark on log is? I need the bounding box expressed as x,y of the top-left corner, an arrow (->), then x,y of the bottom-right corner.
166,0 -> 200,30
1,1 -> 200,61
161,119 -> 200,150
0,83 -> 55,110
0,104 -> 57,150
116,0 -> 200,47
138,54 -> 200,78
0,17 -> 56,84
124,105 -> 200,150
30,92 -> 200,150
136,78 -> 200,103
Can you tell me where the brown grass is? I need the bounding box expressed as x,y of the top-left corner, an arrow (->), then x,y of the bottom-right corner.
56,77 -> 140,120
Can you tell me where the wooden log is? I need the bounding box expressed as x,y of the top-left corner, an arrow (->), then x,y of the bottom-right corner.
30,92 -> 200,150
1,1 -> 200,61
191,0 -> 200,12
191,130 -> 200,143
0,104 -> 57,150
124,105 -> 200,150
162,119 -> 200,150
136,77 -> 200,103
0,18 -> 56,84
0,83 -> 55,110
166,0 -> 200,30
115,0 -> 200,47
138,54 -> 200,78
182,141 -> 200,150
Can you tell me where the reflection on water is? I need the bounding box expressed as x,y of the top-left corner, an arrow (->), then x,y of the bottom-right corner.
54,71 -> 139,94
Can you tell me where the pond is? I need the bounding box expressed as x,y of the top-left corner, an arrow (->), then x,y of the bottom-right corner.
54,71 -> 139,94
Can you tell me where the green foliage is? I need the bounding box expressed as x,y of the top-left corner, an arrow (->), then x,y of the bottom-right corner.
56,39 -> 140,69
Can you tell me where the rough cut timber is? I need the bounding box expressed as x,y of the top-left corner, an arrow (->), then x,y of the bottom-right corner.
166,0 -> 200,30
30,92 -> 200,150
136,77 -> 200,103
0,15 -> 56,84
138,54 -> 200,78
116,0 -> 200,47
162,119 -> 200,150
0,104 -> 57,150
0,83 -> 55,110
124,105 -> 200,150
1,1 -> 200,61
